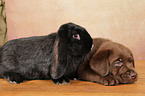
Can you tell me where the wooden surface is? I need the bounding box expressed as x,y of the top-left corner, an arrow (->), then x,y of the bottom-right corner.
0,60 -> 145,96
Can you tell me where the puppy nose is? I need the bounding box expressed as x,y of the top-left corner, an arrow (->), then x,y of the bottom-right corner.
130,72 -> 137,79
131,74 -> 136,79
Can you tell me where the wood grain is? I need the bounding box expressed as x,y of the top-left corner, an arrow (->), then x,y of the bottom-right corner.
0,60 -> 145,96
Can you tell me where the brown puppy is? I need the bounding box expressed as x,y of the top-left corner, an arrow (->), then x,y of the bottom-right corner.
78,38 -> 138,86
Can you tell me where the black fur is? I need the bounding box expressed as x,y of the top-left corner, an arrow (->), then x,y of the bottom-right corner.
0,23 -> 93,84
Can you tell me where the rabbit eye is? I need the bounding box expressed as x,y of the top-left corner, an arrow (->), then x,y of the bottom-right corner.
73,34 -> 80,40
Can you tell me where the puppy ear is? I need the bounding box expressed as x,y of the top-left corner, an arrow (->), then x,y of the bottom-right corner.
50,24 -> 69,79
89,49 -> 113,76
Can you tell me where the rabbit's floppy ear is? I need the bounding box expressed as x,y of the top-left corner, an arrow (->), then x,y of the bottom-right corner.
50,23 -> 69,79
89,48 -> 113,76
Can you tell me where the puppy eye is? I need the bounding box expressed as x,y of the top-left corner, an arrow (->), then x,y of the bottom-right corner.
114,61 -> 123,67
73,34 -> 80,40
114,58 -> 123,67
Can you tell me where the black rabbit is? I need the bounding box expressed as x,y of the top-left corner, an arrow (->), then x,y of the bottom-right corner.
0,23 -> 93,84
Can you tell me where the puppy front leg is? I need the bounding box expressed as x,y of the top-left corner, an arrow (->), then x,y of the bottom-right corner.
78,66 -> 119,86
78,66 -> 101,82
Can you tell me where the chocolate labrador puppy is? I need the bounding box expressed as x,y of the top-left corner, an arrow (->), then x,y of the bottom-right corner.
78,38 -> 138,86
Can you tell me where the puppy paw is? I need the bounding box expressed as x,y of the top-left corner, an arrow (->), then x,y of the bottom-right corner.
52,78 -> 70,85
102,75 -> 119,86
3,72 -> 24,84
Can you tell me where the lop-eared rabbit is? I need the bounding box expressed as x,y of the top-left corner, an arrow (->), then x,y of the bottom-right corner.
0,23 -> 93,84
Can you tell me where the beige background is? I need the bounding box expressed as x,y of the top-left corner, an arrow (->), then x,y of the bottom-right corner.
5,0 -> 145,60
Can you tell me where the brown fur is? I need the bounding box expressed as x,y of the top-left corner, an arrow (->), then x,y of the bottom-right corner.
78,38 -> 138,86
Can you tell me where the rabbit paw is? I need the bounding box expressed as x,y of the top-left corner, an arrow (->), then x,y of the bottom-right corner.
102,75 -> 119,86
3,72 -> 24,84
52,77 -> 70,85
